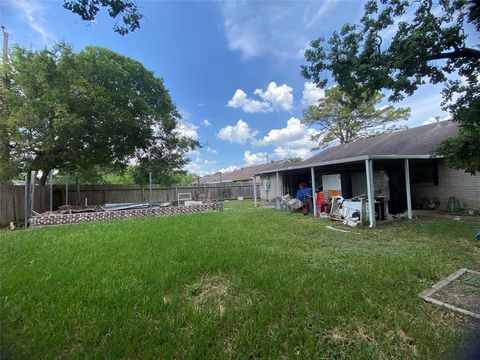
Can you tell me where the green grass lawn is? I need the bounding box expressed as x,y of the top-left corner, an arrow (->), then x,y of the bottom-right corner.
1,200 -> 479,359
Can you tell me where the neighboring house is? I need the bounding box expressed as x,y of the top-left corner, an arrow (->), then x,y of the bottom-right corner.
255,121 -> 480,227
195,159 -> 296,186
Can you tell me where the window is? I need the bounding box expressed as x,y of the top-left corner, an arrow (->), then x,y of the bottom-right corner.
410,160 -> 438,185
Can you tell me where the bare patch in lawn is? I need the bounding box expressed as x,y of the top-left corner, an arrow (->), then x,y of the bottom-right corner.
187,275 -> 231,316
325,327 -> 350,344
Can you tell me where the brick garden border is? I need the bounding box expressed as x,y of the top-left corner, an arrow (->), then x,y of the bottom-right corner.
29,202 -> 223,227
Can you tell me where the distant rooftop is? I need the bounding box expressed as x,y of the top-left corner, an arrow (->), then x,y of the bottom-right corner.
196,159 -> 296,184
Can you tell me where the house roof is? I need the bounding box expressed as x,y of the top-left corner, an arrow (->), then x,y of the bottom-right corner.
197,159 -> 295,184
196,173 -> 221,184
256,121 -> 458,175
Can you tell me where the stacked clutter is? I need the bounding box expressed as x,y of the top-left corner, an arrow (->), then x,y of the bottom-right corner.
280,194 -> 303,212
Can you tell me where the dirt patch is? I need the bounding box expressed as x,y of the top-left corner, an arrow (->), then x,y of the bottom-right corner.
187,275 -> 230,317
432,272 -> 480,315
413,210 -> 480,222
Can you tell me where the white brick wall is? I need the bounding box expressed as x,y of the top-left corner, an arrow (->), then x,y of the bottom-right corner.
412,159 -> 480,210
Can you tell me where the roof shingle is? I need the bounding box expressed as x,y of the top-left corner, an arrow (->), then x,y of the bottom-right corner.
256,121 -> 458,174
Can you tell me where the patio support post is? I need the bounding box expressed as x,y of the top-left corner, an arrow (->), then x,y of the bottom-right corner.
24,172 -> 30,228
404,159 -> 413,220
310,167 -> 317,217
252,176 -> 258,208
365,159 -> 375,228
275,171 -> 280,209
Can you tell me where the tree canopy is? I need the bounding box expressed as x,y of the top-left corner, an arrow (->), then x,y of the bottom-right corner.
52,166 -> 197,186
63,0 -> 142,35
302,0 -> 480,173
303,87 -> 410,148
0,43 -> 198,184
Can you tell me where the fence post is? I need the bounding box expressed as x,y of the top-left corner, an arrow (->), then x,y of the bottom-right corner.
149,172 -> 152,215
220,173 -> 223,202
29,171 -> 36,216
76,178 -> 80,206
24,172 -> 30,228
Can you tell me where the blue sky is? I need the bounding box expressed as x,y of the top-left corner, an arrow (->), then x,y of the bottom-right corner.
1,0 -> 475,175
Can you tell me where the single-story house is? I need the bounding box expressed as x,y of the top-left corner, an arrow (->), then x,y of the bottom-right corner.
254,121 -> 480,227
195,159 -> 295,186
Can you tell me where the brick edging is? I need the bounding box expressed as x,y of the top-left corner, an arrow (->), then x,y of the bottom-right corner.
29,203 -> 223,227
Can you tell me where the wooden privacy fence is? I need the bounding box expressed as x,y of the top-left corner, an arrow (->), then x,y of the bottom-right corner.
0,183 -> 259,227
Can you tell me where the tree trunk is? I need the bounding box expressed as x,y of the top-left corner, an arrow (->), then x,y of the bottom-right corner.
39,169 -> 50,186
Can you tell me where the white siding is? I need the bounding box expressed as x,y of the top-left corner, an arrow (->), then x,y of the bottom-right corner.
259,174 -> 283,202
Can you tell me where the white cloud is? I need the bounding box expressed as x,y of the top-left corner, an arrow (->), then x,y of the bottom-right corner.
253,117 -> 319,160
178,107 -> 192,120
244,151 -> 268,166
217,165 -> 240,173
183,151 -> 218,176
227,82 -> 293,113
254,82 -> 293,111
422,115 -> 451,125
254,117 -> 309,146
217,120 -> 258,144
11,0 -> 55,44
201,119 -> 212,127
220,1 -> 344,60
206,147 -> 218,154
302,82 -> 325,106
184,162 -> 210,177
227,89 -> 271,113
174,121 -> 199,140
272,146 -> 313,160
304,1 -> 340,29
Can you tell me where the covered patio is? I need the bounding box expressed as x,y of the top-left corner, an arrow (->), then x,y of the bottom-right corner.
252,121 -> 462,227
253,155 -> 430,227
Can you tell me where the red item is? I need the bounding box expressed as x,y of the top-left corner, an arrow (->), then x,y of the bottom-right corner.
315,192 -> 329,216
316,192 -> 325,203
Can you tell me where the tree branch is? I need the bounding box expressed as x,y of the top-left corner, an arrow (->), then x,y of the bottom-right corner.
428,48 -> 480,61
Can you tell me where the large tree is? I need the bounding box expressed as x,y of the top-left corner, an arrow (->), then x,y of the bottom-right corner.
0,43 -> 198,184
303,87 -> 410,147
302,0 -> 480,173
63,0 -> 142,35
0,41 -> 17,181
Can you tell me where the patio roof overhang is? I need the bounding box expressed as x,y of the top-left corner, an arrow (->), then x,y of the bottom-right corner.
254,154 -> 440,176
